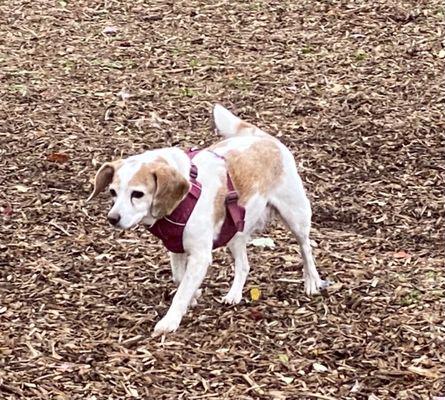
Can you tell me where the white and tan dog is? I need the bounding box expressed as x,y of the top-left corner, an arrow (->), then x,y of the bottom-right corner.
88,105 -> 326,335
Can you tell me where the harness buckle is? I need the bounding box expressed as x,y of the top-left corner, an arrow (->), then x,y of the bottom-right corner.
225,191 -> 238,204
189,164 -> 198,179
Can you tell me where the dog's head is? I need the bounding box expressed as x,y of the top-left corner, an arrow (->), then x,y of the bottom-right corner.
87,159 -> 190,229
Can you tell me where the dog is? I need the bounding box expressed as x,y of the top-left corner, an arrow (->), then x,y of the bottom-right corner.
88,104 -> 326,335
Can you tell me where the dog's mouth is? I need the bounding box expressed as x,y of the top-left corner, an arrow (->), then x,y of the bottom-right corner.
112,217 -> 142,230
141,213 -> 157,228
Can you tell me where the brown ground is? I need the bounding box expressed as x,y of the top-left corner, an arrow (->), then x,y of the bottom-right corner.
1,1 -> 444,399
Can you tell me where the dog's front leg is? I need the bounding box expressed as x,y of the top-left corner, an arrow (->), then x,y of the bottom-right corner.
153,251 -> 211,335
170,252 -> 202,307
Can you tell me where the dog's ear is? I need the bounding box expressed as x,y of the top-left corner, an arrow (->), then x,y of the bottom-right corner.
151,164 -> 190,218
87,161 -> 121,202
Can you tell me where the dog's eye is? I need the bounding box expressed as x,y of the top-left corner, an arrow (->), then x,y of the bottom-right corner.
110,189 -> 117,197
131,191 -> 144,199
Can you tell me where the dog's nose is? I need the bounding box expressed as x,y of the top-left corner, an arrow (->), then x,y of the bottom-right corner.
107,214 -> 121,226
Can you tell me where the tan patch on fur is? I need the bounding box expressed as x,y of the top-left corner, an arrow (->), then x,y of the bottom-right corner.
128,163 -> 156,190
213,174 -> 227,225
151,164 -> 190,218
129,160 -> 189,218
154,156 -> 168,164
226,139 -> 283,204
237,121 -> 269,137
127,157 -> 167,190
236,121 -> 255,135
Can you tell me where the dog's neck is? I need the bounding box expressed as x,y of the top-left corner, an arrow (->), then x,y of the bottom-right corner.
159,147 -> 192,181
134,147 -> 191,181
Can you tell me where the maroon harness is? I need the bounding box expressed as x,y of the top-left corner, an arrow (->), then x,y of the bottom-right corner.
147,149 -> 246,253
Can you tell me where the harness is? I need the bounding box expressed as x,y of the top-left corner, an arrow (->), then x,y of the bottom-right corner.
147,149 -> 245,253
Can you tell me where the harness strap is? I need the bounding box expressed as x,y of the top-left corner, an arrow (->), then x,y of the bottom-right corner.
225,178 -> 245,232
188,155 -> 201,198
203,149 -> 245,233
157,158 -> 201,229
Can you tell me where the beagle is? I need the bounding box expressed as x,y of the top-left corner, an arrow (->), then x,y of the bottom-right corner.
88,104 -> 327,335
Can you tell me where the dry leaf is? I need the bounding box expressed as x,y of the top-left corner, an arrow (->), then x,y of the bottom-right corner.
249,238 -> 275,249
327,282 -> 343,293
278,354 -> 289,364
102,26 -> 118,35
312,363 -> 328,372
407,366 -> 440,379
47,152 -> 69,163
350,380 -> 361,393
268,390 -> 287,400
249,308 -> 263,321
277,374 -> 294,384
14,185 -> 29,193
393,251 -> 411,259
330,83 -> 345,93
2,203 -> 13,216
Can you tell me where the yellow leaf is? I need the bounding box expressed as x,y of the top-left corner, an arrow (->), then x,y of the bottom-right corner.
278,354 -> 289,363
250,287 -> 261,301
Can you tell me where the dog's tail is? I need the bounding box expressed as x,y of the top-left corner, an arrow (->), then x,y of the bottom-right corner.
213,104 -> 257,138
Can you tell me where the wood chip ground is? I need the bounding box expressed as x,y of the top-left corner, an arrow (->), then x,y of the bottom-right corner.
1,1 -> 444,399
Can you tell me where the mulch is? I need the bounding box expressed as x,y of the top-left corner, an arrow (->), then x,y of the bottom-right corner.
1,0 -> 444,399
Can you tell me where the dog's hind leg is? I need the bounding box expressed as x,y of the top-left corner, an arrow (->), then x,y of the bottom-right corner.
276,201 -> 325,294
223,235 -> 250,304
270,179 -> 327,295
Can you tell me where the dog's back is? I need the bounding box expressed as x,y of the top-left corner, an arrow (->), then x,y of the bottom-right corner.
208,105 -> 299,206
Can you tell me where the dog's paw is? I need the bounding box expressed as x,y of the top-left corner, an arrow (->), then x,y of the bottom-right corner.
152,314 -> 181,337
222,291 -> 242,305
320,279 -> 331,290
190,289 -> 202,308
304,277 -> 331,296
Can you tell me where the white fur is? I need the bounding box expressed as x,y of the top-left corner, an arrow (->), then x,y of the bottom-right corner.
213,104 -> 241,137
94,105 -> 327,335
